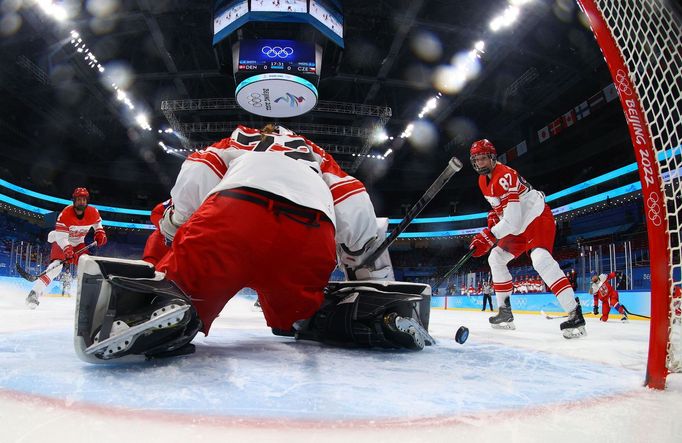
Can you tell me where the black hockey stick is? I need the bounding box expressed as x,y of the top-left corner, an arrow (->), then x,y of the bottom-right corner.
15,241 -> 97,282
622,306 -> 650,319
346,156 -> 464,278
433,248 -> 475,289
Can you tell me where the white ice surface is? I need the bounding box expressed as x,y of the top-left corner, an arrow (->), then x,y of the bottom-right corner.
0,281 -> 680,443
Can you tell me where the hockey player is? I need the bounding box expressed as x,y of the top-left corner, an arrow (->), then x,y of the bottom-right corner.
591,272 -> 628,322
73,124 -> 433,362
25,187 -> 106,309
141,199 -> 171,266
468,139 -> 586,338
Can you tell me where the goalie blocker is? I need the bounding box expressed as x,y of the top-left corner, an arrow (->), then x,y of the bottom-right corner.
74,256 -> 434,362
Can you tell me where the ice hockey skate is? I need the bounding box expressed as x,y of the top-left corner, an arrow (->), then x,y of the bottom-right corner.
74,256 -> 201,363
489,298 -> 515,330
85,303 -> 191,358
560,303 -> 587,339
294,280 -> 434,350
382,312 -> 435,351
25,290 -> 39,309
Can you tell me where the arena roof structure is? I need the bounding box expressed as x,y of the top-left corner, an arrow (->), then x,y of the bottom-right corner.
0,0 -> 637,217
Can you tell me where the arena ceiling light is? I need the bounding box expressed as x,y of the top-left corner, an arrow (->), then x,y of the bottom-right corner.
474,40 -> 486,53
35,0 -> 68,22
490,5 -> 521,32
388,0 -> 537,158
135,113 -> 152,131
32,2 -> 180,153
417,96 -> 440,119
400,123 -> 414,139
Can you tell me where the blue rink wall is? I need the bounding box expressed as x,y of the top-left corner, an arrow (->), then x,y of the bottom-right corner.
0,276 -> 75,297
432,291 -> 652,316
1,275 -> 653,317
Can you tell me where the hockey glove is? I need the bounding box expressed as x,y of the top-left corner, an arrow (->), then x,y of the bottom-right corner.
487,211 -> 500,229
593,305 -> 599,316
94,230 -> 107,247
63,245 -> 74,261
159,205 -> 182,244
469,228 -> 496,258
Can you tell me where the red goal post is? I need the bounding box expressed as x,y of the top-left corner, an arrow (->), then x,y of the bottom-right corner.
576,0 -> 681,389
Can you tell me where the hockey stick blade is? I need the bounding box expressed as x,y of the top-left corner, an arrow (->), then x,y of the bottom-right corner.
15,241 -> 97,282
15,263 -> 38,282
623,306 -> 650,319
540,309 -> 568,320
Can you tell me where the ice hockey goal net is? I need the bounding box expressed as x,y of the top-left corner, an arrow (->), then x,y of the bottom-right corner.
577,0 -> 681,389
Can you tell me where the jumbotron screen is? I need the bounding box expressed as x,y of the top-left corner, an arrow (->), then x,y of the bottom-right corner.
237,39 -> 316,74
213,0 -> 344,48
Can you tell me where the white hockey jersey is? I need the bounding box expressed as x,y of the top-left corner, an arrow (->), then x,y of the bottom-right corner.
168,125 -> 380,261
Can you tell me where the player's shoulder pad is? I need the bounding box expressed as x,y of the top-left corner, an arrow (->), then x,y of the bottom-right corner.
84,205 -> 102,221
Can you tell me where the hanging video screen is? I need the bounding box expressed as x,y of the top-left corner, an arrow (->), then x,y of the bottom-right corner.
310,0 -> 343,39
212,0 -> 343,48
214,0 -> 248,36
250,0 -> 307,13
237,39 -> 317,74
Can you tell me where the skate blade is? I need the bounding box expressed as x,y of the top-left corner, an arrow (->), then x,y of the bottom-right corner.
491,322 -> 515,330
562,325 -> 587,339
85,304 -> 190,357
394,317 -> 424,350
27,302 -> 38,310
395,317 -> 435,349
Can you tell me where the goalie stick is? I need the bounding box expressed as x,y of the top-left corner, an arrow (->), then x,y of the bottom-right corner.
346,156 -> 464,279
15,241 -> 97,282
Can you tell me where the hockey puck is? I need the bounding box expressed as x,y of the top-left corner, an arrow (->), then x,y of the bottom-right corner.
455,326 -> 469,344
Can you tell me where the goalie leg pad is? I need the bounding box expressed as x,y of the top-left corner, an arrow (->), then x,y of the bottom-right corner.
75,256 -> 201,363
296,281 -> 434,350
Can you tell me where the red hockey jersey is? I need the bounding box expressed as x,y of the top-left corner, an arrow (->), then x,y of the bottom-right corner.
49,205 -> 104,249
592,272 -> 618,304
478,163 -> 547,239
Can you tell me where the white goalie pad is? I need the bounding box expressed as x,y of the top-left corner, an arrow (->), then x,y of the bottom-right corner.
74,255 -> 160,364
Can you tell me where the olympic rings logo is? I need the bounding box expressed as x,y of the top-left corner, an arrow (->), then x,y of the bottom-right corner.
247,92 -> 263,107
261,46 -> 294,58
646,192 -> 663,227
615,69 -> 633,96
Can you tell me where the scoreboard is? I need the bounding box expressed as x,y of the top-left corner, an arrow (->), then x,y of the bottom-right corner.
237,39 -> 317,75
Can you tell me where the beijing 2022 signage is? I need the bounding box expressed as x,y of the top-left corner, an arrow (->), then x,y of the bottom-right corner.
235,72 -> 318,118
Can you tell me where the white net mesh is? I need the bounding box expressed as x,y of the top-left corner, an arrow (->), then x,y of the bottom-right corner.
593,0 -> 681,372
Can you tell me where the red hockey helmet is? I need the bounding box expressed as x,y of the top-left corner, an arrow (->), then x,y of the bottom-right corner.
72,187 -> 89,201
470,139 -> 497,175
